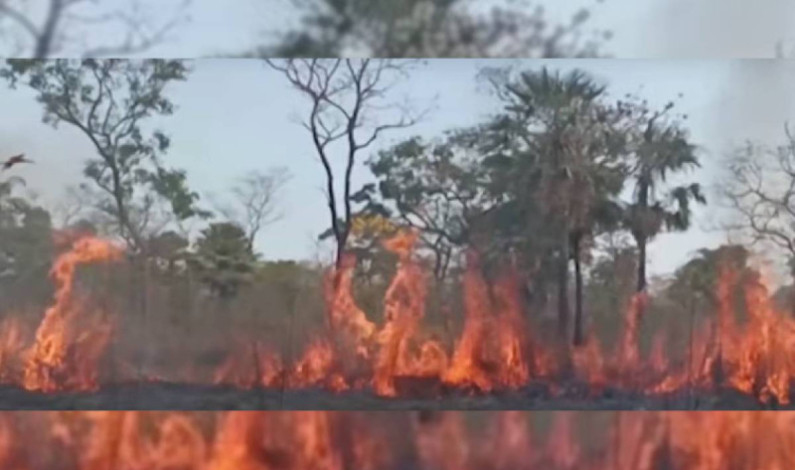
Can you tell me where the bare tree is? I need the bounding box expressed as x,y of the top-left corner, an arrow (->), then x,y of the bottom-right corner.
213,167 -> 293,253
49,184 -> 92,228
266,59 -> 426,267
0,0 -> 191,58
722,124 -> 795,278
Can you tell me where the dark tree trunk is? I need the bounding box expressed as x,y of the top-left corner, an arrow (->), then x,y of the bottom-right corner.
637,235 -> 647,292
572,232 -> 584,346
635,178 -> 650,293
335,227 -> 350,269
557,236 -> 570,340
34,0 -> 63,59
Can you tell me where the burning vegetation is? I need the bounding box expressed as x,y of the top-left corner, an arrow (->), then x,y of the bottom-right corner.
0,235 -> 121,393
2,230 -> 795,409
8,60 -> 795,409
0,410 -> 790,469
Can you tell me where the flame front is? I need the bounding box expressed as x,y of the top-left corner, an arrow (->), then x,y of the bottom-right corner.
216,229 -> 795,404
0,411 -> 790,469
5,230 -> 795,404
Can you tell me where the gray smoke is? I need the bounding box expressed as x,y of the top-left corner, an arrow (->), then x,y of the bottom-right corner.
645,0 -> 795,58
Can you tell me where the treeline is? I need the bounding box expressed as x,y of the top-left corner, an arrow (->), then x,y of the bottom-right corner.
2,59 -> 794,359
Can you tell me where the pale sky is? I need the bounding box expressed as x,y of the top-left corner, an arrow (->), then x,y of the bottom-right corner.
1,0 -> 794,58
3,59 -> 795,276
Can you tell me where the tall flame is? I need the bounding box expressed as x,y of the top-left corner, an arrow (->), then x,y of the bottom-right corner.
5,230 -> 795,405
23,236 -> 121,392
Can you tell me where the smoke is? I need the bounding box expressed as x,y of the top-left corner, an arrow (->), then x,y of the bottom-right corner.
709,60 -> 795,153
646,0 -> 795,58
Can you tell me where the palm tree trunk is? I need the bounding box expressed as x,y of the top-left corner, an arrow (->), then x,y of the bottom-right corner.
636,235 -> 647,292
635,179 -> 650,293
557,237 -> 570,340
573,232 -> 584,346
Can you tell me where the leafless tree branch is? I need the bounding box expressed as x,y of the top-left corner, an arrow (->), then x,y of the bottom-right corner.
215,167 -> 293,253
721,131 -> 795,274
266,58 -> 427,267
0,0 -> 191,57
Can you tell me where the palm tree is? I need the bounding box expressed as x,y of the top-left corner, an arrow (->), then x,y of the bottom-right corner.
499,67 -> 611,342
566,115 -> 628,346
627,110 -> 705,293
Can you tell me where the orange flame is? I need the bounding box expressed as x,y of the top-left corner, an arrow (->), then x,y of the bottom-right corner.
0,236 -> 121,392
0,411 -> 793,469
5,230 -> 795,405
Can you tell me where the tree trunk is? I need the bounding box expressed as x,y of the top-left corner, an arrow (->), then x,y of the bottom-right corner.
34,0 -> 63,59
557,236 -> 570,340
335,226 -> 350,269
572,232 -> 584,346
636,235 -> 647,292
635,179 -> 650,293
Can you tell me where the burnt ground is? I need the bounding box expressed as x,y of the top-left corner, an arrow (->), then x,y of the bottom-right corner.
0,381 -> 783,410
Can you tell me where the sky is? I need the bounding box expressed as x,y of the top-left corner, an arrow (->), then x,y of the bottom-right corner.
2,0 -> 794,58
152,0 -> 795,58
3,59 -> 795,278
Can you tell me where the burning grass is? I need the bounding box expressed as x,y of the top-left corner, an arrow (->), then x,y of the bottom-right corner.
4,230 -> 795,408
0,411 -> 791,469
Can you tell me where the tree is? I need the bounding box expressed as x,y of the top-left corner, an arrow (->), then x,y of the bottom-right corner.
657,244 -> 757,357
146,230 -> 189,273
266,59 -> 424,268
0,175 -> 54,305
262,0 -> 610,58
1,59 -> 208,252
0,0 -> 191,58
667,245 -> 753,310
365,132 -> 494,280
585,237 -> 638,346
483,66 -> 627,344
189,222 -> 257,299
213,167 -> 292,254
319,212 -> 402,316
722,125 -> 795,282
623,97 -> 705,293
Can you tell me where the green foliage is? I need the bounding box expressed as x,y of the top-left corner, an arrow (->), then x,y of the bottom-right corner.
356,66 -> 708,345
1,59 -> 206,249
145,167 -> 212,221
363,131 -> 496,278
370,134 -> 487,243
189,222 -> 258,299
146,230 -> 190,273
667,245 -> 754,310
0,176 -> 54,305
585,243 -> 638,344
618,96 -> 706,291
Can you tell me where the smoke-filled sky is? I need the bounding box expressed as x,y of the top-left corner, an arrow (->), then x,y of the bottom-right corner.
2,59 -> 795,277
2,0 -> 792,58
151,0 -> 795,58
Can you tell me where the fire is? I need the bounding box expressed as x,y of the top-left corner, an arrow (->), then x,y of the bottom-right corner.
0,236 -> 121,392
210,229 -> 795,405
6,229 -> 795,405
0,411 -> 791,469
